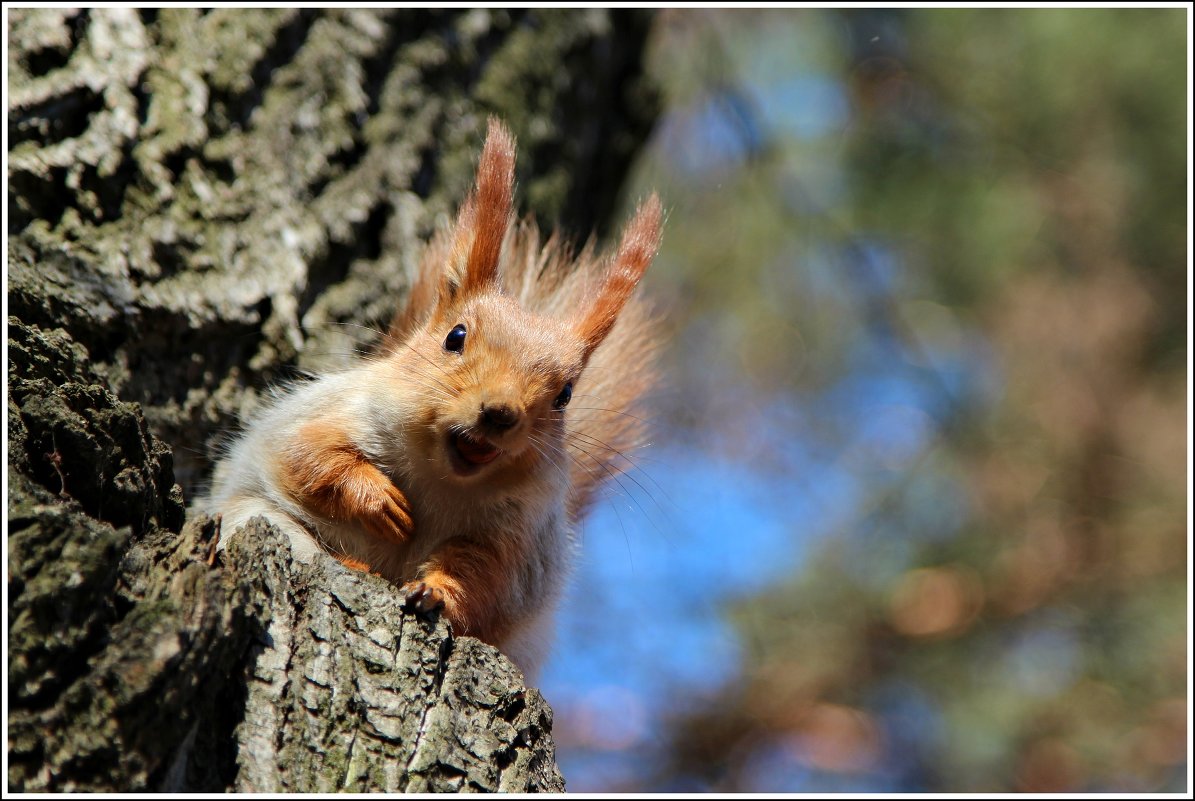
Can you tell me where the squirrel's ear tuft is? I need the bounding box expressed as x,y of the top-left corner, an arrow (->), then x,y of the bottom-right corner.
440,118 -> 516,303
576,193 -> 662,361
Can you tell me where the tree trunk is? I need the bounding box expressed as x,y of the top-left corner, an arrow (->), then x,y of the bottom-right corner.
6,7 -> 657,791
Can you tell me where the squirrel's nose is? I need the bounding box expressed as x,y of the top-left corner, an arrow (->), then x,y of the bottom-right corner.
480,403 -> 520,432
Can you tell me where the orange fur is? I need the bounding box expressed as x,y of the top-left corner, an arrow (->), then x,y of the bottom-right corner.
392,125 -> 662,525
497,216 -> 662,522
335,555 -> 375,574
388,118 -> 516,342
463,118 -> 516,294
278,420 -> 414,545
412,537 -> 524,644
575,194 -> 662,361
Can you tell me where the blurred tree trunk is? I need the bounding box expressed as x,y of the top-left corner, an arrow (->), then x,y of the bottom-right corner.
6,8 -> 658,791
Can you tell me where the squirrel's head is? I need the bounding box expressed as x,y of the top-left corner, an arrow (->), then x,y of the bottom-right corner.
389,118 -> 661,485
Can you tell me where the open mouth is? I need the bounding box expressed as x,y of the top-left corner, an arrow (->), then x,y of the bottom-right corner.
448,430 -> 501,475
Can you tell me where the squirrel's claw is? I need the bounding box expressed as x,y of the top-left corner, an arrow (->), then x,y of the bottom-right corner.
402,580 -> 446,617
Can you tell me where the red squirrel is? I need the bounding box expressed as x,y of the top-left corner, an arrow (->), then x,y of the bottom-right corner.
201,119 -> 662,677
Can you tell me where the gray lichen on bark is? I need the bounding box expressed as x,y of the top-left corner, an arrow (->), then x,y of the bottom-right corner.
7,7 -> 657,792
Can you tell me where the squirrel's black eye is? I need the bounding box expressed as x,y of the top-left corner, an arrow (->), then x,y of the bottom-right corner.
553,382 -> 573,410
444,324 -> 467,353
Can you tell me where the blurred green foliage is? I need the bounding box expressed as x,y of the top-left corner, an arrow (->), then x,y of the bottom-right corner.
617,7 -> 1187,792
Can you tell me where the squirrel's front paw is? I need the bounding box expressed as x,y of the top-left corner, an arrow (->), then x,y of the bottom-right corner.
402,580 -> 446,617
361,482 -> 414,545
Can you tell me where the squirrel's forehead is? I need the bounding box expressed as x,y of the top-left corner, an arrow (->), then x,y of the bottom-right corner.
465,296 -> 582,364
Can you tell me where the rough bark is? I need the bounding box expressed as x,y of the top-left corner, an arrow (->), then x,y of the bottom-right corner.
6,7 -> 657,792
